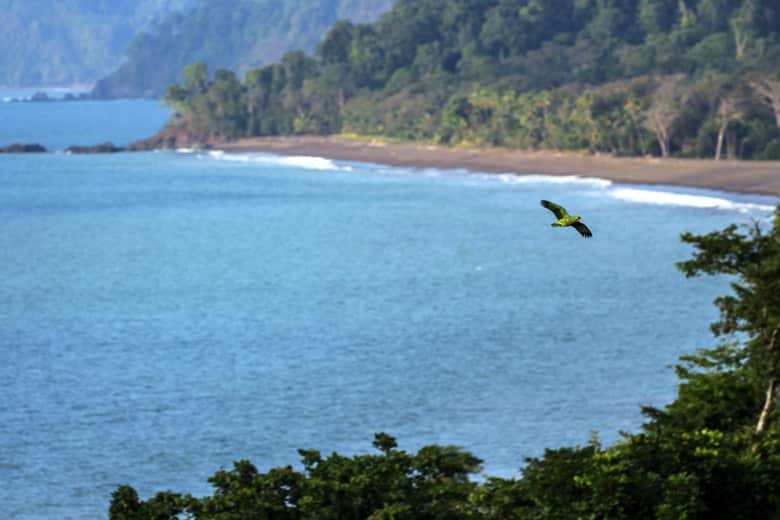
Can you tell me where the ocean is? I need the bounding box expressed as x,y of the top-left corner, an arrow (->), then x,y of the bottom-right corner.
0,93 -> 776,519
0,90 -> 168,151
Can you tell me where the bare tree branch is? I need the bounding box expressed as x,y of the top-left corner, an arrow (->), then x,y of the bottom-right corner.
750,76 -> 780,128
644,76 -> 688,158
756,321 -> 780,435
715,94 -> 743,160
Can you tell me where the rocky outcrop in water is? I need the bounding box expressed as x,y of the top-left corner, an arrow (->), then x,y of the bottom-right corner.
126,123 -> 215,151
5,92 -> 91,103
0,143 -> 47,153
65,142 -> 123,154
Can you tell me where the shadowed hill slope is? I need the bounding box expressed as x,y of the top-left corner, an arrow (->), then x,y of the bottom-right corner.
0,0 -> 196,86
91,0 -> 393,99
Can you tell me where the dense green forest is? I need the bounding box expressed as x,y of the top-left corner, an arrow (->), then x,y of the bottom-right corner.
0,0 -> 196,86
163,0 -> 780,159
91,0 -> 393,99
110,205 -> 780,518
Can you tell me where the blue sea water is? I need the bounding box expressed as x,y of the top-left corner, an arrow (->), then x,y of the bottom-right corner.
0,97 -> 777,519
1,93 -> 169,150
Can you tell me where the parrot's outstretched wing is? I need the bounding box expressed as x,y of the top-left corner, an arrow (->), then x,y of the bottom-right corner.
572,222 -> 593,238
540,200 -> 569,219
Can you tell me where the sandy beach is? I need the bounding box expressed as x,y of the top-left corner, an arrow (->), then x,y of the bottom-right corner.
219,136 -> 780,197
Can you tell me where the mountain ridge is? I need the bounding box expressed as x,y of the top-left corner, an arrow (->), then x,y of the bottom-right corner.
0,0 -> 197,86
91,0 -> 394,99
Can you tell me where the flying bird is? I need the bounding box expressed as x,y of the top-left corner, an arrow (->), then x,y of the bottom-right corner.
540,200 -> 593,238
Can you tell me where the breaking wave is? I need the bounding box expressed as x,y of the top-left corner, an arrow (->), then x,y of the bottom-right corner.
610,187 -> 775,213
491,173 -> 613,189
205,150 -> 344,171
195,150 -> 774,214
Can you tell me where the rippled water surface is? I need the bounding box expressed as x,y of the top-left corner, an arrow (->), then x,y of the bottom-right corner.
0,99 -> 776,519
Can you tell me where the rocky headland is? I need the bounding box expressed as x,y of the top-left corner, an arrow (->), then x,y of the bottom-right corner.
124,124 -> 216,151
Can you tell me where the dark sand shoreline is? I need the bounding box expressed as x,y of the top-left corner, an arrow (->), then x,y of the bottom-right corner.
218,136 -> 780,197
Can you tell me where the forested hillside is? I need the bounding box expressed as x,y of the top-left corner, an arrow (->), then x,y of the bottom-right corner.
164,0 -> 780,160
0,0 -> 196,86
91,0 -> 393,99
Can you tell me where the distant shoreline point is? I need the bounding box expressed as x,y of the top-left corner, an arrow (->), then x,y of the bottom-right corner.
217,136 -> 780,197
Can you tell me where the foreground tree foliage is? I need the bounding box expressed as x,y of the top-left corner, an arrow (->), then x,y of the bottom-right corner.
162,0 -> 780,159
111,205 -> 780,518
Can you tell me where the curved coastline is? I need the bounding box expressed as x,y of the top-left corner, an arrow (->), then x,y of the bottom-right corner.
217,136 -> 780,198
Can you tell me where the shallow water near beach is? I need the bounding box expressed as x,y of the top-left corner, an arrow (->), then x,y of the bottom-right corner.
0,98 -> 777,519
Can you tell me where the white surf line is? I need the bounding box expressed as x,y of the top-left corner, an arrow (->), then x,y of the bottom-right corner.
201,149 -> 776,213
205,150 -> 343,171
610,187 -> 775,213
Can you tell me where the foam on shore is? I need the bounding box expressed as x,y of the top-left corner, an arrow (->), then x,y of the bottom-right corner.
610,187 -> 775,213
493,173 -> 613,189
206,150 -> 343,171
202,149 -> 775,214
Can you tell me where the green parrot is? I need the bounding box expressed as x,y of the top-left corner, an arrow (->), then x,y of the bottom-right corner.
540,200 -> 593,238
